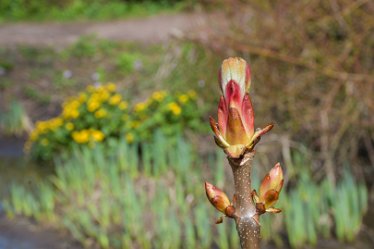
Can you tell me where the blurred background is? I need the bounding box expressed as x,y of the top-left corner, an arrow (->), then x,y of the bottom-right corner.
0,0 -> 373,248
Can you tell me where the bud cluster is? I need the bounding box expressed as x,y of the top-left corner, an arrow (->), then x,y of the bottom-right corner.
205,57 -> 284,225
210,57 -> 273,158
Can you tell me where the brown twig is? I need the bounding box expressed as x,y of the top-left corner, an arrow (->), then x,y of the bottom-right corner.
186,34 -> 373,83
228,152 -> 260,249
220,38 -> 373,83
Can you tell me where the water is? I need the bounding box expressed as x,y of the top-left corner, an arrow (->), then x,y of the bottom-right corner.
0,137 -> 80,249
0,136 -> 49,197
0,237 -> 30,249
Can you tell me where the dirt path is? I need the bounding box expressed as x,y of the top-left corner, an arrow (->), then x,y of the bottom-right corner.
0,215 -> 81,249
0,12 -> 216,46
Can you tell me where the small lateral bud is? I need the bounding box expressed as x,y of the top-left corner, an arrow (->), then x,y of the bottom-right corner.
259,163 -> 284,201
205,182 -> 232,214
254,163 -> 284,214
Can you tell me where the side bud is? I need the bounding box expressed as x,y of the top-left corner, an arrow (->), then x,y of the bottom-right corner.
253,163 -> 284,214
205,182 -> 235,217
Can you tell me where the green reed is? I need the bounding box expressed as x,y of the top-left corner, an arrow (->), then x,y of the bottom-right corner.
2,134 -> 369,248
0,100 -> 32,136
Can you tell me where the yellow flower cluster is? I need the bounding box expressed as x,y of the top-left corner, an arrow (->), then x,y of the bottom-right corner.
72,129 -> 105,144
178,94 -> 189,104
106,83 -> 117,92
62,99 -> 81,119
133,90 -> 197,117
109,94 -> 122,105
87,83 -> 116,93
119,101 -> 128,110
26,84 -> 200,159
86,84 -> 121,112
95,108 -> 108,119
27,83 -> 128,149
152,91 -> 167,102
167,102 -> 182,116
65,122 -> 74,131
134,102 -> 147,112
29,117 -> 63,141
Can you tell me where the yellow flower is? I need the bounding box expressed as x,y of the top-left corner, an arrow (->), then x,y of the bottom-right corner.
34,118 -> 63,134
178,94 -> 189,104
95,108 -> 108,119
152,91 -> 167,102
62,99 -> 80,119
91,130 -> 105,142
41,138 -> 49,146
167,102 -> 182,116
126,133 -> 134,143
70,110 -> 80,119
109,94 -> 122,105
35,121 -> 48,133
98,91 -> 110,102
106,83 -> 116,92
87,99 -> 100,112
29,130 -> 39,141
90,89 -> 110,102
135,102 -> 147,112
48,117 -> 63,130
78,93 -> 87,103
119,101 -> 128,110
87,85 -> 95,92
65,122 -> 74,131
72,130 -> 90,144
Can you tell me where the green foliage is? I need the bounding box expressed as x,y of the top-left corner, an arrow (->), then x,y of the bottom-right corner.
250,150 -> 368,248
0,0 -> 188,22
26,83 -> 126,160
116,52 -> 142,73
158,42 -> 221,106
23,86 -> 51,104
332,170 -> 368,242
258,154 -> 369,248
283,174 -> 321,248
0,58 -> 13,69
3,136 -> 369,248
4,136 -> 227,248
0,100 -> 32,136
63,35 -> 117,59
26,83 -> 204,160
0,79 -> 12,90
131,89 -> 205,141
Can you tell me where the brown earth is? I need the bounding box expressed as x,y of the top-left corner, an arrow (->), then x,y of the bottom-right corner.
0,12 -> 223,47
0,215 -> 81,249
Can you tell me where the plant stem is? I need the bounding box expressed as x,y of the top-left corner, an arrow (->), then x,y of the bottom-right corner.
228,151 -> 260,249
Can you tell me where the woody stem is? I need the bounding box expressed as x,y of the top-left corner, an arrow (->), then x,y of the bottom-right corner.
228,151 -> 260,249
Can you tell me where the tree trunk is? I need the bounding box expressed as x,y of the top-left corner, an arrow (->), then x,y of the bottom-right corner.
228,152 -> 260,249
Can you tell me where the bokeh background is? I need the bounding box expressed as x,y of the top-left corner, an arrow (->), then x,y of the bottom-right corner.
0,0 -> 373,248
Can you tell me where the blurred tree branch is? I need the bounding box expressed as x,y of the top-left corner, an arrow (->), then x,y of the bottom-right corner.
190,0 -> 374,177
